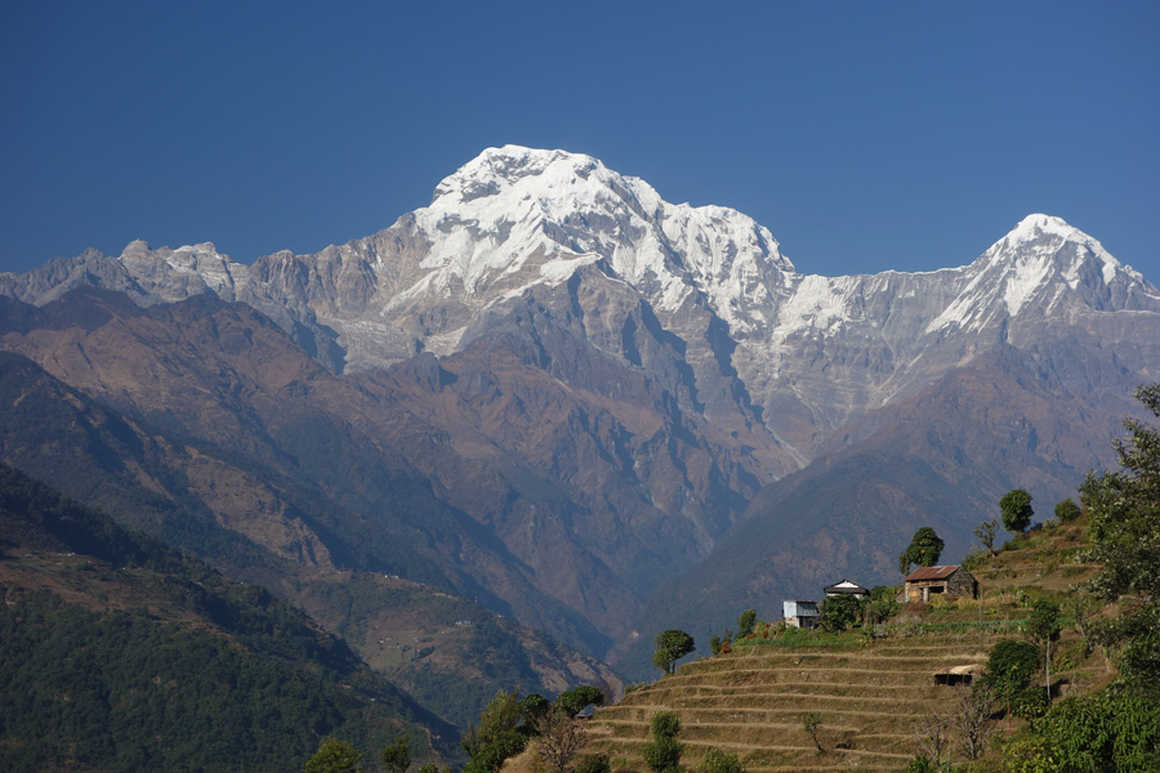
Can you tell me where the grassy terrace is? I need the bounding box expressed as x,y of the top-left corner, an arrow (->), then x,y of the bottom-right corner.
581,519 -> 1111,772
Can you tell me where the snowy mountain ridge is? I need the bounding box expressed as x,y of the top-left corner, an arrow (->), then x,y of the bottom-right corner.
413,145 -> 796,331
4,147 -> 1160,660
3,146 -> 1158,464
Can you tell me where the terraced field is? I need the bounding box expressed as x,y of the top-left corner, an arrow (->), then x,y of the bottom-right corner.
586,635 -> 1004,771
579,520 -> 1115,772
587,618 -> 1109,773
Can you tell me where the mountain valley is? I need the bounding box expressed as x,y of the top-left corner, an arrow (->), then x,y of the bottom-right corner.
2,146 -> 1159,688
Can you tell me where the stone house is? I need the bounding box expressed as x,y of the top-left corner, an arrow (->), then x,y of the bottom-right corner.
903,565 -> 978,603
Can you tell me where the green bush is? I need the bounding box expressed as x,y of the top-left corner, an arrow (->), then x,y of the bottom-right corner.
904,756 -> 936,773
642,736 -> 682,773
699,747 -> 743,773
1054,498 -> 1081,523
642,712 -> 683,773
575,753 -> 611,773
650,712 -> 681,739
819,594 -> 862,632
737,609 -> 756,638
1012,686 -> 1050,719
556,686 -> 604,717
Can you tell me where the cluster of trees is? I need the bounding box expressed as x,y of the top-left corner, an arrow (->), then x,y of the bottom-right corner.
0,464 -> 454,772
1004,384 -> 1160,771
457,686 -> 605,773
307,683 -> 613,773
0,589 -> 433,772
907,384 -> 1160,772
641,712 -> 741,773
818,585 -> 900,632
975,488 -> 1081,558
305,736 -> 430,773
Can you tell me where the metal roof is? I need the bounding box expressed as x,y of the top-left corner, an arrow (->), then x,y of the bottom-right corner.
904,565 -> 961,582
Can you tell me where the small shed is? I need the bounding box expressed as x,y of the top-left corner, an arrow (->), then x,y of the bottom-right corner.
783,600 -> 820,629
824,579 -> 870,598
903,565 -> 978,603
934,663 -> 985,686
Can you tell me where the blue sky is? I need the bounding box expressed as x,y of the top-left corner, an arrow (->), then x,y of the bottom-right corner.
3,1 -> 1157,280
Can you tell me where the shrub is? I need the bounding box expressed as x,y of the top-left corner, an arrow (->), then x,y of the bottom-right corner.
575,754 -> 611,773
699,747 -> 743,773
819,594 -> 862,632
556,686 -> 604,717
961,547 -> 989,571
650,712 -> 681,739
1012,686 -> 1050,719
642,735 -> 682,773
1054,498 -> 1081,523
737,609 -> 756,638
904,756 -> 937,773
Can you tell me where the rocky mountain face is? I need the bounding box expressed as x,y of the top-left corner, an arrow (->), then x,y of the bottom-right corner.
0,344 -> 623,724
3,146 -> 1159,677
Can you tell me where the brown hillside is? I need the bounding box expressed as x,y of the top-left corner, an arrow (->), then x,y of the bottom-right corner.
583,518 -> 1110,772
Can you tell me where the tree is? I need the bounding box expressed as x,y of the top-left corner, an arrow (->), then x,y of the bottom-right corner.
737,609 -> 756,638
709,635 -> 722,655
461,690 -> 529,772
974,519 -> 1000,556
1080,383 -> 1160,684
1054,498 -> 1081,523
982,639 -> 1039,722
801,712 -> 823,753
898,527 -> 944,575
556,686 -> 604,717
1029,690 -> 1160,772
305,737 -> 363,773
700,747 -> 744,773
954,686 -> 993,760
1026,600 -> 1062,704
534,708 -> 588,773
520,693 -> 551,726
642,712 -> 682,773
381,736 -> 410,773
652,630 -> 695,675
999,385 -> 1160,772
1064,590 -> 1100,657
867,585 -> 899,624
819,594 -> 861,632
913,711 -> 950,771
1000,488 -> 1034,533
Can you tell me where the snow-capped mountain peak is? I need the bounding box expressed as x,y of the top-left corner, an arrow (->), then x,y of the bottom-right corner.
412,145 -> 795,330
921,213 -> 1155,333
990,213 -> 1123,279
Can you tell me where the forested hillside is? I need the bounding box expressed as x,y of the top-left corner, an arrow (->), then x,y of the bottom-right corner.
0,463 -> 459,771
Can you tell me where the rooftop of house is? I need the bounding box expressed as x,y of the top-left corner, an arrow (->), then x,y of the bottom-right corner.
904,565 -> 961,582
825,579 -> 869,594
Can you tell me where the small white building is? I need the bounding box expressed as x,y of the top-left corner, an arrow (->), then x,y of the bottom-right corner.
783,600 -> 820,629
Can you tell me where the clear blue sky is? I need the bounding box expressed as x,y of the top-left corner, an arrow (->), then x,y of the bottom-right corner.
3,1 -> 1158,280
